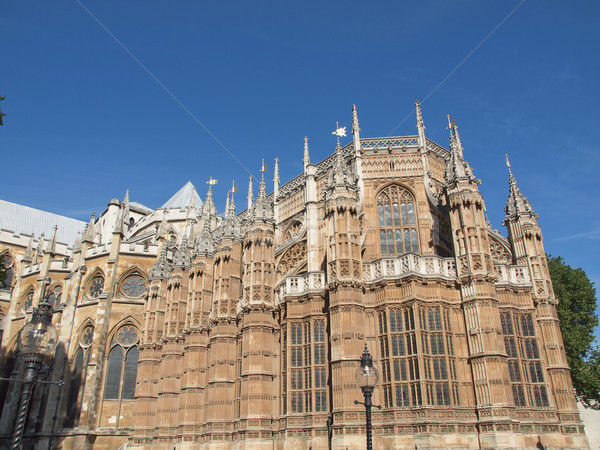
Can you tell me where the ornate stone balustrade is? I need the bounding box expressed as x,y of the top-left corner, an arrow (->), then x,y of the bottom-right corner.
494,263 -> 531,286
277,272 -> 325,301
362,254 -> 457,282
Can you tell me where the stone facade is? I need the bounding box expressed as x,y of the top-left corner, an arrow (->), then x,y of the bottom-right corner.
0,104 -> 589,449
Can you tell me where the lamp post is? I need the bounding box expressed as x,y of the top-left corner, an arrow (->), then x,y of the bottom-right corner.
11,301 -> 58,450
354,345 -> 380,450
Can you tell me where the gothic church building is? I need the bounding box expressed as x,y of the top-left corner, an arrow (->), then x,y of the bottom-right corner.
0,104 -> 589,449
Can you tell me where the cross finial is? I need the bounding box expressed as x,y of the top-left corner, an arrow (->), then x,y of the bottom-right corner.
207,177 -> 218,186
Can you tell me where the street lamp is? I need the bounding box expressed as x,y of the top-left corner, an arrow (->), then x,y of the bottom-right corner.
11,301 -> 58,450
354,345 -> 380,450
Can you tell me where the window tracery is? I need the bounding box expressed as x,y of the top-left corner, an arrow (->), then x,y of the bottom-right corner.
104,324 -> 139,401
46,285 -> 62,308
22,288 -> 34,312
501,311 -> 549,408
377,186 -> 418,255
88,275 -> 105,299
285,319 -> 328,414
378,305 -> 459,409
120,273 -> 146,298
65,324 -> 94,428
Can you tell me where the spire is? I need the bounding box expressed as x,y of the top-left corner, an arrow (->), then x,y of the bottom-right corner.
326,139 -> 356,193
251,161 -> 274,222
415,100 -> 426,147
45,225 -> 58,255
352,104 -> 362,154
34,233 -> 45,261
122,190 -> 130,232
222,187 -> 241,240
273,157 -> 280,200
156,212 -> 168,240
196,205 -> 216,256
247,175 -> 254,211
82,213 -> 97,244
303,136 -> 310,170
22,234 -> 35,263
149,245 -> 172,281
202,181 -> 218,218
228,183 -> 237,218
173,235 -> 191,270
504,155 -> 538,221
445,116 -> 478,187
73,231 -> 82,252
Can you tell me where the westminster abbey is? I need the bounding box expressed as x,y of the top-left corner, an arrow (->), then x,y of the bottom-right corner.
0,104 -> 590,448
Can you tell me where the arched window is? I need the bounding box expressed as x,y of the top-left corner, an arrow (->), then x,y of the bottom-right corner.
377,186 -> 418,255
104,324 -> 139,401
21,288 -> 34,313
64,325 -> 94,428
1,255 -> 14,290
119,273 -> 147,298
87,274 -> 105,299
46,285 -> 62,308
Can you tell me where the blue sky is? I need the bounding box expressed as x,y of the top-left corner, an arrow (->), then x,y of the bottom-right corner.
2,1 -> 599,340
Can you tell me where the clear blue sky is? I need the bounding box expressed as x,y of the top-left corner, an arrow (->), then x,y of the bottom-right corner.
2,1 -> 599,340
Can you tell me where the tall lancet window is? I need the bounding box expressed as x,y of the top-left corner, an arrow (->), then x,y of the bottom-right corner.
104,324 -> 139,401
377,186 -> 418,255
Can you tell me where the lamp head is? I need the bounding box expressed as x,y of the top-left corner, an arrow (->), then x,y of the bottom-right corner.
17,301 -> 58,358
355,344 -> 379,391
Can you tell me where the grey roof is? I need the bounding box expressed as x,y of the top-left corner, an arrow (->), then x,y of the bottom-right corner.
130,201 -> 153,214
0,200 -> 87,245
161,181 -> 203,210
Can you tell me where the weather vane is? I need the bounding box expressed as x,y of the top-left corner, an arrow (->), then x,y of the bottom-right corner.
332,121 -> 347,144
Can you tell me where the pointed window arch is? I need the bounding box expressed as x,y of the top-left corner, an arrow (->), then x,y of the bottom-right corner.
104,324 -> 139,401
84,269 -> 105,300
21,286 -> 35,313
64,323 -> 94,428
377,185 -> 418,255
46,284 -> 62,308
118,268 -> 148,299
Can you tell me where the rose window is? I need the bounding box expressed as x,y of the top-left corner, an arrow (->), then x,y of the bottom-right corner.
116,325 -> 139,347
80,325 -> 94,347
121,275 -> 146,298
89,276 -> 104,298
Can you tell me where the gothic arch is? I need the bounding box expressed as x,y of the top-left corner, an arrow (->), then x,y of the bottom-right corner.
116,265 -> 149,299
64,319 -> 96,428
46,281 -> 63,308
20,285 -> 35,313
103,318 -> 141,403
375,183 -> 419,255
83,267 -> 106,301
275,239 -> 307,284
